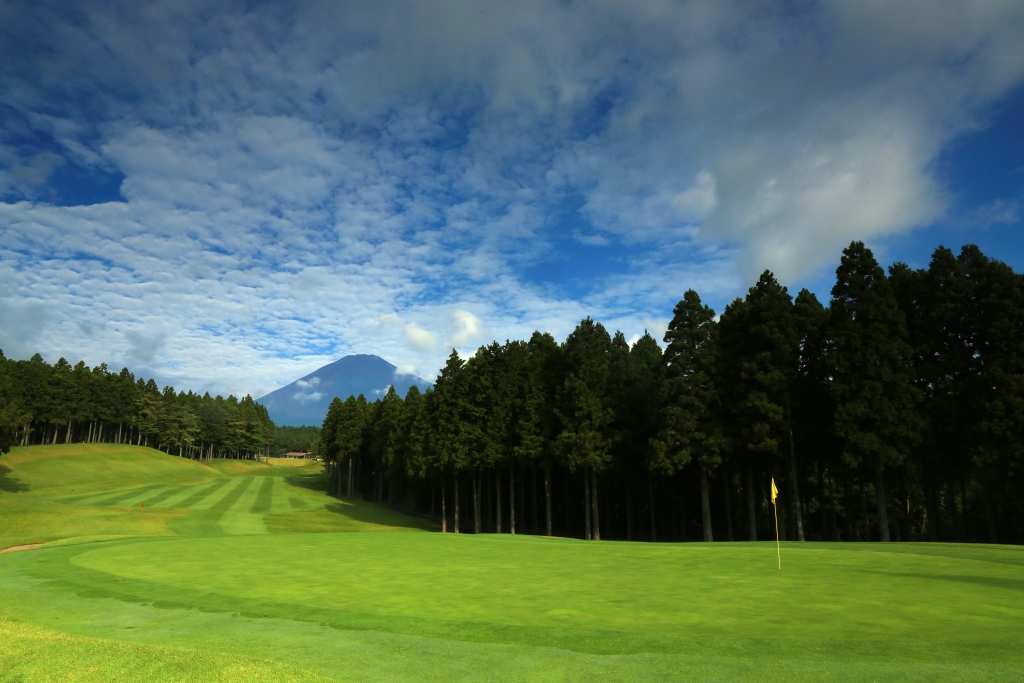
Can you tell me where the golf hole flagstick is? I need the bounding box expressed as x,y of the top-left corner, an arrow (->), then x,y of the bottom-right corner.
771,478 -> 780,570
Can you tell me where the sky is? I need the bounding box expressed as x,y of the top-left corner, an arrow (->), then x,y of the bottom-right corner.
2,0 -> 1023,399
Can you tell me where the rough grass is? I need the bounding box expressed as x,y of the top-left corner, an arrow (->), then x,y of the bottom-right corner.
1,444 -> 1022,682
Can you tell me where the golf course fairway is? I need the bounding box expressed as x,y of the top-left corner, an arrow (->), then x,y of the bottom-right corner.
1,445 -> 1023,681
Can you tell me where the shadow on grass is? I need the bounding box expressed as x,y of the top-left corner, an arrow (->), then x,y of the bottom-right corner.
285,473 -> 329,493
321,502 -> 430,529
866,570 -> 1024,592
0,463 -> 29,494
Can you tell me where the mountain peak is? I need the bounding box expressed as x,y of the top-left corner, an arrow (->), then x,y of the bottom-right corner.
257,354 -> 430,426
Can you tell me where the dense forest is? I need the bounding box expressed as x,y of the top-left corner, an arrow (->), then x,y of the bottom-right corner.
320,242 -> 1024,545
0,354 -> 274,460
271,425 -> 322,456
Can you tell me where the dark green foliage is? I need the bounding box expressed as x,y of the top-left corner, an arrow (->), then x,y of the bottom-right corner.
271,425 -> 321,455
0,351 -> 274,459
653,292 -> 721,475
0,350 -> 20,454
831,242 -> 921,542
556,318 -> 614,475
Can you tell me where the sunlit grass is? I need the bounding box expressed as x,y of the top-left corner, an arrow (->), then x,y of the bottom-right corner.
0,444 -> 1021,681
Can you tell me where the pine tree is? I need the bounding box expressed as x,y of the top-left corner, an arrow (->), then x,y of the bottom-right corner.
556,318 -> 613,540
517,332 -> 562,536
654,290 -> 723,542
0,350 -> 21,454
830,241 -> 921,542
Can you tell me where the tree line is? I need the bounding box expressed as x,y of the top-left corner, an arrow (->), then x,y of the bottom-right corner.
271,425 -> 322,456
0,353 -> 275,460
320,242 -> 1023,545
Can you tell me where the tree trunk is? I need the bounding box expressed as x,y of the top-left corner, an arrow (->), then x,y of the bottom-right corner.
648,472 -> 657,542
786,414 -> 805,540
65,421 -> 72,443
473,471 -> 482,534
509,465 -> 516,535
531,466 -> 538,534
518,464 -> 525,532
924,479 -> 940,541
699,463 -> 714,542
486,471 -> 493,531
786,456 -> 802,540
454,473 -> 460,534
583,467 -> 592,540
590,467 -> 600,541
117,422 -> 123,444
564,472 -> 571,535
981,479 -> 998,544
544,465 -> 552,536
626,488 -> 634,541
673,480 -> 682,540
818,461 -> 828,540
745,459 -> 757,541
960,474 -> 970,542
947,482 -> 960,542
860,479 -> 870,541
441,481 -> 447,533
347,458 -> 354,498
722,468 -> 734,541
875,467 -> 890,542
496,468 -> 503,534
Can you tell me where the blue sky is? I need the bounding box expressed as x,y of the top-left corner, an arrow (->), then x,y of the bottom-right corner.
1,1 -> 1023,398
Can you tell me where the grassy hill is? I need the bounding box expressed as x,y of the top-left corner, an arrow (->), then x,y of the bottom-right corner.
0,444 -> 430,548
1,444 -> 1022,682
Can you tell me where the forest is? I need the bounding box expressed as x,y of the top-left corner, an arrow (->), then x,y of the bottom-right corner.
0,354 -> 274,460
319,241 -> 1024,545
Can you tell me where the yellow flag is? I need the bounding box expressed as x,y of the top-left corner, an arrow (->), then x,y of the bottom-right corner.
771,477 -> 779,505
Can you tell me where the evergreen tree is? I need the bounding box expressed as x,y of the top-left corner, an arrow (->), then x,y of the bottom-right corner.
792,289 -> 839,540
654,290 -> 722,542
517,332 -> 562,536
431,350 -> 473,533
0,350 -> 20,454
830,241 -> 921,542
556,318 -> 613,540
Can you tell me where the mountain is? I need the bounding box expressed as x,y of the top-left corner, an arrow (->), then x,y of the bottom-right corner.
256,354 -> 432,427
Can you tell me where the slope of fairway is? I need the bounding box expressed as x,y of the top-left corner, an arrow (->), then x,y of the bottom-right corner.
1,536 -> 1022,682
0,444 -> 431,548
1,443 -> 218,497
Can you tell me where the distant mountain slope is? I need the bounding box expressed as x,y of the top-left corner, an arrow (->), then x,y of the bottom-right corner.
256,354 -> 431,427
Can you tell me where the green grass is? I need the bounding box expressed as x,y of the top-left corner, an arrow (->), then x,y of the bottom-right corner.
0,444 -> 429,548
1,444 -> 1023,681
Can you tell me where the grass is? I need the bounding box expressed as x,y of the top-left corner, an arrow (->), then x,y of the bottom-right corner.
1,444 -> 1023,681
0,444 -> 428,548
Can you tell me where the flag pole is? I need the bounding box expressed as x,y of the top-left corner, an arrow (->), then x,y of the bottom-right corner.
771,477 -> 781,570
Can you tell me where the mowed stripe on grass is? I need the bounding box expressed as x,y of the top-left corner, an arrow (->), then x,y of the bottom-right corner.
250,476 -> 275,514
56,469 -> 331,538
66,484 -> 168,507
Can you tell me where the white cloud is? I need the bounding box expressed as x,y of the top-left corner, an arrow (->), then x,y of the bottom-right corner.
448,310 -> 484,348
0,1 -> 1022,395
572,231 -> 611,246
393,363 -> 417,378
404,323 -> 439,351
673,171 -> 718,222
